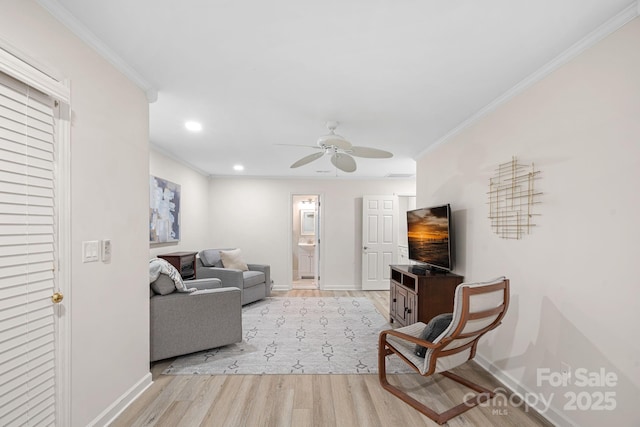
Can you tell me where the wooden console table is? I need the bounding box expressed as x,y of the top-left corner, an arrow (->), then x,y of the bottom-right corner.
158,251 -> 197,280
389,265 -> 463,326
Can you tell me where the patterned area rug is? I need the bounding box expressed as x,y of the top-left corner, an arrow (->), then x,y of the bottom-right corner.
164,297 -> 414,375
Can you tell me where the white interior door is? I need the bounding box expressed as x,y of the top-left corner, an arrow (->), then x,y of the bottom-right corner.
361,195 -> 398,290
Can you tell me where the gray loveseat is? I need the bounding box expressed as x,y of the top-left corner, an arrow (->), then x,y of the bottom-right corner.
196,248 -> 271,305
150,274 -> 242,362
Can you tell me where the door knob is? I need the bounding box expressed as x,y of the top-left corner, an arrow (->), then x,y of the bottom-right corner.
363,246 -> 368,250
51,292 -> 64,304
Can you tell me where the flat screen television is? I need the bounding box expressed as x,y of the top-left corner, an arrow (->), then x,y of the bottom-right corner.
406,204 -> 453,273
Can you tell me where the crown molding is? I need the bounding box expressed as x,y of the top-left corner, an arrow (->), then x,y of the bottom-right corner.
150,143 -> 212,177
0,37 -> 70,103
417,1 -> 640,160
36,0 -> 157,103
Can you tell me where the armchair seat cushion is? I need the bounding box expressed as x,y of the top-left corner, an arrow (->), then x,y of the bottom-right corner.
243,270 -> 266,288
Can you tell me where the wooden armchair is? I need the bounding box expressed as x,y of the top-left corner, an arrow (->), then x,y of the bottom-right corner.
378,277 -> 510,425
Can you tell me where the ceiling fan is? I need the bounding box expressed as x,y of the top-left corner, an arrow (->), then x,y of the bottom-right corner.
288,121 -> 393,173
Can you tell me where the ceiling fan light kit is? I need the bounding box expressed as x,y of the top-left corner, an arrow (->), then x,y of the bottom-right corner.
290,121 -> 393,173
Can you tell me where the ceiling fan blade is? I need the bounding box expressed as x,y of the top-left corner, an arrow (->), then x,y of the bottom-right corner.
349,146 -> 393,158
290,152 -> 324,168
331,153 -> 357,173
276,144 -> 322,149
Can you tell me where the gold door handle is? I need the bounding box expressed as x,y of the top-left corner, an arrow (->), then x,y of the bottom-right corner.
51,292 -> 64,304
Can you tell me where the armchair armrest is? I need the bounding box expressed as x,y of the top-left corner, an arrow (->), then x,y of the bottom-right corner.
380,328 -> 441,350
195,266 -> 244,288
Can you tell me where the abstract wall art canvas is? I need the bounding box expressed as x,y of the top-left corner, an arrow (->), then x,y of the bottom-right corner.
149,175 -> 181,243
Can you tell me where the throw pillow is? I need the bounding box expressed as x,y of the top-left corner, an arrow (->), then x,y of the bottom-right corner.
414,313 -> 453,358
220,248 -> 249,271
151,274 -> 176,295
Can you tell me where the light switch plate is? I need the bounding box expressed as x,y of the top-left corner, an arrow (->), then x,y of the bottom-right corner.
82,240 -> 100,263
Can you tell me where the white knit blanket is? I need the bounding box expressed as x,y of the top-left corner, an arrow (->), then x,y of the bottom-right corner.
149,258 -> 195,292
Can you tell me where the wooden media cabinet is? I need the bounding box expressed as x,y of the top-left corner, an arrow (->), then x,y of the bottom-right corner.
389,265 -> 463,326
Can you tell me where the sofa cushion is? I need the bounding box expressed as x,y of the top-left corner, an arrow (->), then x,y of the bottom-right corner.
151,274 -> 177,295
199,249 -> 224,267
220,249 -> 249,271
243,270 -> 265,287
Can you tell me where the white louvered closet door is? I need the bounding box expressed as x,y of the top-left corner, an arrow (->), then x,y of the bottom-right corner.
0,72 -> 58,426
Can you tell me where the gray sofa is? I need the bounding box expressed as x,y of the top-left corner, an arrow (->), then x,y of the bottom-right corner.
150,274 -> 242,362
196,248 -> 271,305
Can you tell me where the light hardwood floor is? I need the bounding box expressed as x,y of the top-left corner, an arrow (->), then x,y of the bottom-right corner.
112,291 -> 552,427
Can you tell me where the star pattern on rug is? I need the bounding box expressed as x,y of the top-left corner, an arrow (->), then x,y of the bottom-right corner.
164,297 -> 414,375
296,327 -> 306,342
246,326 -> 258,341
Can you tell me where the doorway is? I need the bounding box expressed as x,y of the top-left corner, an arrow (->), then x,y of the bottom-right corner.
291,194 -> 320,289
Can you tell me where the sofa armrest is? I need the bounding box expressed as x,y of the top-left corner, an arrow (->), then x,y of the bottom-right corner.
150,287 -> 242,361
185,277 -> 222,290
195,266 -> 244,288
247,263 -> 268,271
248,264 -> 271,296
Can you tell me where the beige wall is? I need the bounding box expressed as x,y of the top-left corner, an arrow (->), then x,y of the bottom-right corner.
149,148 -> 211,257
0,1 -> 150,425
416,18 -> 640,426
145,155 -> 416,289
207,178 -> 415,289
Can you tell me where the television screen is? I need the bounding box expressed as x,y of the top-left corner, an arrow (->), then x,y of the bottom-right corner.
406,204 -> 453,272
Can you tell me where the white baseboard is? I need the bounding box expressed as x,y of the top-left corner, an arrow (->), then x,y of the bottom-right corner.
322,283 -> 361,291
273,283 -> 366,291
474,353 -> 575,427
88,372 -> 153,427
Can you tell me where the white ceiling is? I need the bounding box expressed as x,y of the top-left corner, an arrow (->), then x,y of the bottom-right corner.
41,0 -> 635,178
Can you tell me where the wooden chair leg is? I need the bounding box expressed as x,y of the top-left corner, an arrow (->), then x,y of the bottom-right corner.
378,338 -> 445,423
378,340 -> 495,425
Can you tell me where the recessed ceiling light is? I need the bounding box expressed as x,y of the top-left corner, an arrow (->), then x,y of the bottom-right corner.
233,164 -> 244,171
184,121 -> 202,132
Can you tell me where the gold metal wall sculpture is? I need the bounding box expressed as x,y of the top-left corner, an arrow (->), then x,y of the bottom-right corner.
488,157 -> 541,239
